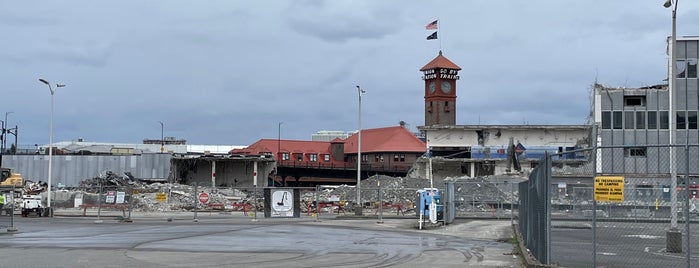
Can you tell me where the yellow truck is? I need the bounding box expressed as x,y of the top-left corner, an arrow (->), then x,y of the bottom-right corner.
1,167 -> 23,187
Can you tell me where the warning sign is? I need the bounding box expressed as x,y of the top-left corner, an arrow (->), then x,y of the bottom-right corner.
155,192 -> 167,202
594,176 -> 624,202
198,192 -> 210,204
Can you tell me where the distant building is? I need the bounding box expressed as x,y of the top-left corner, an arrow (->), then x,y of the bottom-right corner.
587,36 -> 699,188
419,125 -> 590,177
417,51 -> 590,180
143,136 -> 187,145
230,125 -> 426,186
43,139 -> 243,156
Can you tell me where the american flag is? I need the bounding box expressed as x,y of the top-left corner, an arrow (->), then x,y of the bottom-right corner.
425,20 -> 438,30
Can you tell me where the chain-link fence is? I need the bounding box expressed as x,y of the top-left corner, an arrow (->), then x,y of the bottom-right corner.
49,185 -> 134,219
0,188 -> 16,229
309,185 -> 417,220
521,145 -> 699,268
449,178 -> 519,220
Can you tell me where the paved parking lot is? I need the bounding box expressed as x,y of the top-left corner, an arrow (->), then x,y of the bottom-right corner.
0,213 -> 520,268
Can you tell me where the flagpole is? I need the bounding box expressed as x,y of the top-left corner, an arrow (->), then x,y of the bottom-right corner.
425,19 -> 440,53
438,18 -> 442,51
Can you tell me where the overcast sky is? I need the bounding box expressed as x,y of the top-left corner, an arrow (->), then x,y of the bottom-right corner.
2,1 -> 697,147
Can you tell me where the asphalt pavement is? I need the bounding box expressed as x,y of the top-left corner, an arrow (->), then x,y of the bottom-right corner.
0,210 -> 521,268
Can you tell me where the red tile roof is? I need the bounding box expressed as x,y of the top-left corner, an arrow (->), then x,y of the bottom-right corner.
343,126 -> 426,154
230,139 -> 331,156
229,126 -> 426,158
420,51 -> 461,71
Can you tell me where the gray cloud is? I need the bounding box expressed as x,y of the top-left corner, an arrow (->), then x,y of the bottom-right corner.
0,0 -> 694,147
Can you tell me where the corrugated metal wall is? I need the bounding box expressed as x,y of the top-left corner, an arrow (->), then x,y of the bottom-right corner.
1,154 -> 170,187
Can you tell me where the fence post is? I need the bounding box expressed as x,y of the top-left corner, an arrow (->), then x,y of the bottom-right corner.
510,182 -> 514,224
377,182 -> 383,224
193,182 -> 198,222
254,185 -> 258,221
97,183 -> 102,221
684,144 -> 691,267
545,152 -> 551,265
8,185 -> 17,232
125,188 -> 133,222
314,185 -> 319,221
592,141 -> 598,267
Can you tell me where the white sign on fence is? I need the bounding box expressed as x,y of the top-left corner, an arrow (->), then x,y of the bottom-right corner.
74,192 -> 83,208
116,192 -> 126,204
105,191 -> 116,203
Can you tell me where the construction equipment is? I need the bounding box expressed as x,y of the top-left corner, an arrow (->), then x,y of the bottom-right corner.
1,168 -> 50,216
1,167 -> 23,187
21,194 -> 44,217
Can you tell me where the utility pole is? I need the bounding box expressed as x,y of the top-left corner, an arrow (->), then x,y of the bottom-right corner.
0,119 -> 4,167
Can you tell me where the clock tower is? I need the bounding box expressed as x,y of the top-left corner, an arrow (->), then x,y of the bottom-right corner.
420,50 -> 461,126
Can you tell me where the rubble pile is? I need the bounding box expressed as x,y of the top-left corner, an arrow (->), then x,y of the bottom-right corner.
24,180 -> 48,195
130,183 -> 254,212
78,171 -> 148,191
52,171 -> 522,214
447,175 -> 520,213
60,171 -> 252,212
300,174 -> 520,214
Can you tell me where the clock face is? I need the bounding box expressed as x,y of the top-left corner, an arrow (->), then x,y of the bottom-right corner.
428,81 -> 436,93
441,81 -> 452,93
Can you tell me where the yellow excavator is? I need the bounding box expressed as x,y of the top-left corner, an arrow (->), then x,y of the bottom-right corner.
1,167 -> 23,187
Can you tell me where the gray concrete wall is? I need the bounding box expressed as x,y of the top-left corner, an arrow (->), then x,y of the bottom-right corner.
1,154 -> 170,187
170,157 -> 276,188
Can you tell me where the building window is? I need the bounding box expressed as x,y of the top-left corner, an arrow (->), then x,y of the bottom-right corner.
624,96 -> 646,107
361,154 -> 368,162
602,111 -> 612,129
660,111 -> 669,129
310,154 -> 317,162
393,154 -> 406,162
689,111 -> 698,129
624,147 -> 647,157
688,59 -> 698,78
677,111 -> 686,129
281,153 -> 289,161
324,154 -> 330,162
624,111 -> 634,129
677,60 -> 687,78
635,111 -> 645,129
648,111 -> 657,129
613,111 -> 623,129
296,153 -> 303,161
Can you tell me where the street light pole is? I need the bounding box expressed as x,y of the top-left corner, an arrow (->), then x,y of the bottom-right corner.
356,85 -> 365,216
0,119 -> 4,167
667,0 -> 678,231
158,121 -> 164,153
276,121 -> 283,187
664,0 -> 683,254
39,78 -> 65,216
